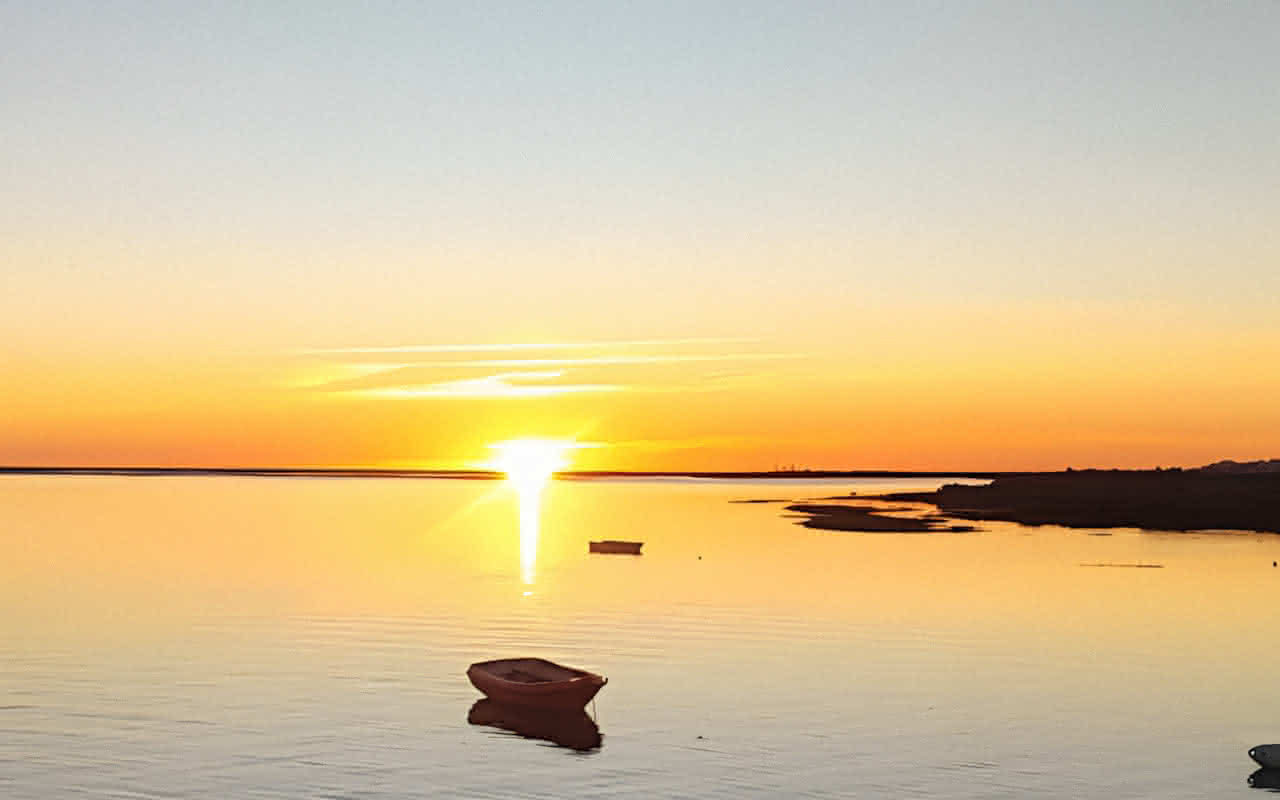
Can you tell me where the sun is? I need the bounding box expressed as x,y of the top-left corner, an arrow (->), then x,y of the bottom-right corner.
489,439 -> 574,493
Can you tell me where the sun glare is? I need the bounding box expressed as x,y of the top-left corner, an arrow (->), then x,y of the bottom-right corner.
490,439 -> 573,493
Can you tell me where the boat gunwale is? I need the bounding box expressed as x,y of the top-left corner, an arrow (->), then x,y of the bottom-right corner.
468,658 -> 605,690
466,657 -> 608,709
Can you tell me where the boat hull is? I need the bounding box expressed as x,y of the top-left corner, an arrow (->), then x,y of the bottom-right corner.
467,658 -> 607,711
589,540 -> 643,555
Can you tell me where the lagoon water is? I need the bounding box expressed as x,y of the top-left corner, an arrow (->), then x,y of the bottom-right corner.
3,475 -> 1278,798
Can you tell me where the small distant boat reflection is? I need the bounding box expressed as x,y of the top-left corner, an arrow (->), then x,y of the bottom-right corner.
467,699 -> 603,752
1248,768 -> 1280,789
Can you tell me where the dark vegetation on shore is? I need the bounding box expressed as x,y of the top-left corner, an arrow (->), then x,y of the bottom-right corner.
878,470 -> 1280,534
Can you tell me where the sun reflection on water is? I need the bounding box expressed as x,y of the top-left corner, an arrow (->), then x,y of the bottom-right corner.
517,486 -> 540,587
489,439 -> 575,588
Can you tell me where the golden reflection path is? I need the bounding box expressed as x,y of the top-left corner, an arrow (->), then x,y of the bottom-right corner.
489,439 -> 575,591
517,482 -> 541,587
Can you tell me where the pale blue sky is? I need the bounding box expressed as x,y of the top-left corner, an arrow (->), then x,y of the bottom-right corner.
5,3 -> 1276,304
4,2 -> 1280,468
0,2 -> 1276,361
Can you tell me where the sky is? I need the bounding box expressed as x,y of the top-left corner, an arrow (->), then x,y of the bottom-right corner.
3,1 -> 1278,471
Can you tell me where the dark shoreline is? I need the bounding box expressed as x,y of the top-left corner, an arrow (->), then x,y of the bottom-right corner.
10,465 -> 1280,534
877,470 -> 1280,534
562,470 -> 1026,479
0,466 -> 504,480
0,466 -> 1022,480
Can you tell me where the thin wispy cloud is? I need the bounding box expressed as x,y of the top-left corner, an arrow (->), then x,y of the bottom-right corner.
302,337 -> 756,356
352,353 -> 797,370
297,337 -> 804,399
283,362 -> 414,389
359,371 -> 622,398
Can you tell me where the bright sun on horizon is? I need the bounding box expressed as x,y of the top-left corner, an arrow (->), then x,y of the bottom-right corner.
489,439 -> 575,493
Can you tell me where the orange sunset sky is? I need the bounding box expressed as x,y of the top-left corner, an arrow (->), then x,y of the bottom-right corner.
4,3 -> 1278,471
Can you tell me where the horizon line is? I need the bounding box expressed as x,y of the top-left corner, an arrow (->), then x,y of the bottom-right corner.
0,465 -> 1093,480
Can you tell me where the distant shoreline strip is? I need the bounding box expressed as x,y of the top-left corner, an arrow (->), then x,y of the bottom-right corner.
1079,562 -> 1165,568
0,467 -> 1020,480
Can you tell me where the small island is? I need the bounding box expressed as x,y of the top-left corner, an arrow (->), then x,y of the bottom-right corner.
878,468 -> 1280,534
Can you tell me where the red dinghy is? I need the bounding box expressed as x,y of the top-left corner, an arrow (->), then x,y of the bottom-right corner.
466,658 -> 607,711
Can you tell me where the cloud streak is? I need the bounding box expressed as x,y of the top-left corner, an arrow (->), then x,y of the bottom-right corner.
303,337 -> 756,356
357,370 -> 622,398
346,353 -> 796,370
298,337 -> 804,399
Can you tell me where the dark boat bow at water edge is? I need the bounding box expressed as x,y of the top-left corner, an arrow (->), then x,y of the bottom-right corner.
1250,744 -> 1280,769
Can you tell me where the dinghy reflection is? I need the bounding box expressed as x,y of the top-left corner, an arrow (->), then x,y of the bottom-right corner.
467,699 -> 603,752
1248,768 -> 1280,789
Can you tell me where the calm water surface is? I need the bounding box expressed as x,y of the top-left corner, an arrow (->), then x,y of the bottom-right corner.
3,475 -> 1279,798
